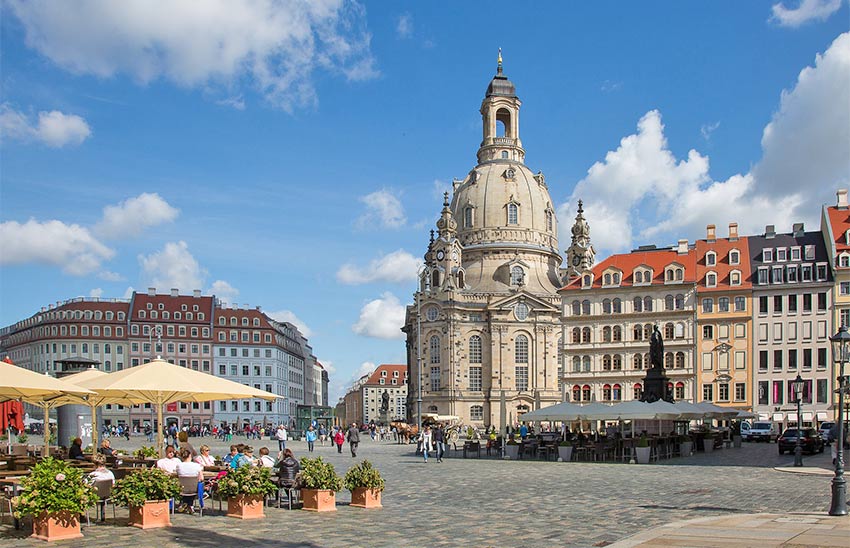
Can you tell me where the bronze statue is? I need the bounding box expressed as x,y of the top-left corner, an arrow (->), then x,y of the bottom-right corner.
380,389 -> 390,413
650,324 -> 664,368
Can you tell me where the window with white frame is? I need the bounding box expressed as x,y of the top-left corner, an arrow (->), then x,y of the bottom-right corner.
469,335 -> 482,363
429,335 -> 441,364
729,250 -> 740,265
469,366 -> 482,391
706,251 -> 716,266
763,249 -> 773,262
706,272 -> 717,287
515,335 -> 529,363
507,203 -> 518,225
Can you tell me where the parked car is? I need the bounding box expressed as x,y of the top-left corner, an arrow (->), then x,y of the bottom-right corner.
777,428 -> 825,455
818,422 -> 835,444
742,421 -> 777,442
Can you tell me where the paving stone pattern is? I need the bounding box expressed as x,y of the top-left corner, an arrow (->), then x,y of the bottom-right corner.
1,437 -> 838,548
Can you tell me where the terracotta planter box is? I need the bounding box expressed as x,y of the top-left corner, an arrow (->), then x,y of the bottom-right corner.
350,487 -> 382,509
31,511 -> 82,542
128,500 -> 171,529
301,489 -> 337,512
227,494 -> 266,519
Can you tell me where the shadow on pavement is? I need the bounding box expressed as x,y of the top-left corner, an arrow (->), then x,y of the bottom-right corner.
169,526 -> 323,548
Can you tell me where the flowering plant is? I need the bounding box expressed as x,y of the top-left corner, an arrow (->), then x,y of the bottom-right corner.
217,466 -> 277,498
14,457 -> 98,517
112,467 -> 179,507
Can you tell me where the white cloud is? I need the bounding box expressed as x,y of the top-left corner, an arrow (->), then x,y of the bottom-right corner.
267,309 -> 312,338
354,361 -> 376,380
7,0 -> 378,112
208,280 -> 239,304
770,0 -> 843,27
98,270 -> 125,282
0,219 -> 114,275
94,193 -> 179,239
396,14 -> 413,39
351,292 -> 406,340
138,241 -> 206,292
89,288 -> 103,298
0,104 -> 91,147
122,286 -> 135,299
700,121 -> 720,141
565,34 -> 849,255
356,189 -> 406,229
215,96 -> 246,110
337,249 -> 421,285
601,80 -> 622,92
316,358 -> 336,375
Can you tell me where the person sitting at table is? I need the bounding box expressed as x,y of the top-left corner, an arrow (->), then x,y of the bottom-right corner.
98,439 -> 115,457
275,448 -> 300,488
88,453 -> 115,484
576,431 -> 587,445
229,444 -> 251,469
175,449 -> 203,514
177,431 -> 197,458
257,447 -> 275,468
222,444 -> 238,466
194,445 -> 215,467
242,446 -> 257,467
68,437 -> 85,460
156,445 -> 181,474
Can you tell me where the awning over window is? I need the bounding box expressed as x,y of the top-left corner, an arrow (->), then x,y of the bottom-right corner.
817,411 -> 829,421
787,412 -> 798,422
802,412 -> 813,421
758,413 -> 770,421
772,412 -> 785,422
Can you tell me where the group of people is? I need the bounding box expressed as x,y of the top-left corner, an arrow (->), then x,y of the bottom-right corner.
417,423 -> 447,463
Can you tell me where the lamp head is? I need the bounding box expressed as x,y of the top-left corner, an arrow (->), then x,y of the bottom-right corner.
830,325 -> 850,364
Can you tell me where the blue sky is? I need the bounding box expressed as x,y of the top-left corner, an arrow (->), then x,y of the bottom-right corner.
1,1 -> 848,402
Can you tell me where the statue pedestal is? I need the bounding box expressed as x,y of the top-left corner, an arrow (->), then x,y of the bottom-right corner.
641,366 -> 673,403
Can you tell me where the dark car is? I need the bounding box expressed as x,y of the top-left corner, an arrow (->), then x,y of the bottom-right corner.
777,428 -> 825,455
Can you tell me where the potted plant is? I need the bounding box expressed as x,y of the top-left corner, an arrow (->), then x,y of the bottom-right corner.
217,465 -> 277,519
679,435 -> 693,458
112,467 -> 179,529
17,432 -> 28,444
557,441 -> 573,462
297,457 -> 343,512
635,434 -> 651,464
504,439 -> 520,460
14,457 -> 98,541
343,460 -> 384,509
134,446 -> 159,459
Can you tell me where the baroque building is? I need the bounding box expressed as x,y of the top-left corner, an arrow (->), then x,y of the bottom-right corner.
403,57 -> 563,427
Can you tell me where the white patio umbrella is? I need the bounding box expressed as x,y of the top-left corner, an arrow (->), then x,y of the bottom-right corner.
694,401 -> 739,419
521,401 -> 590,422
84,358 -> 282,456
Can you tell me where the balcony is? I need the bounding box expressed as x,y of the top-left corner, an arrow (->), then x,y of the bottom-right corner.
493,137 -> 515,146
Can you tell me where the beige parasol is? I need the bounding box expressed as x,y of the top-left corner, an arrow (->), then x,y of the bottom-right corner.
0,360 -> 95,455
83,358 -> 282,455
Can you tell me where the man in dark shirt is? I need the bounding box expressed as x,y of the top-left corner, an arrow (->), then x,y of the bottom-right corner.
346,422 -> 360,457
433,423 -> 446,463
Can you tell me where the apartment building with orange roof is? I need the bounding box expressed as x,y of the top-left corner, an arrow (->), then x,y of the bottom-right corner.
822,189 -> 850,331
694,223 -> 753,410
559,239 -> 698,405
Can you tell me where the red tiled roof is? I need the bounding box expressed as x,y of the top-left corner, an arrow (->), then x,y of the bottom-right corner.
131,293 -> 214,321
560,248 -> 696,291
694,236 -> 752,291
365,364 -> 407,385
826,206 -> 850,252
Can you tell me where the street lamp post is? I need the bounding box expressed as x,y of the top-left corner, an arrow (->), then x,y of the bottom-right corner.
791,373 -> 804,467
416,268 -> 425,436
828,326 -> 849,516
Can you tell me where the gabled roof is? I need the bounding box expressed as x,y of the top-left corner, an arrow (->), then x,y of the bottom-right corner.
825,206 -> 850,253
560,247 -> 696,292
695,236 -> 752,291
364,364 -> 408,386
490,291 -> 559,312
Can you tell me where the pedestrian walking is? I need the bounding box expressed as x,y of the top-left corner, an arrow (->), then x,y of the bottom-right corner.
419,425 -> 433,463
347,422 -> 360,457
433,423 -> 446,462
276,424 -> 287,452
305,425 -> 317,452
334,427 -> 345,453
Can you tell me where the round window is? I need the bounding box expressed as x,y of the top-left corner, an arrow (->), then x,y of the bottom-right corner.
515,303 -> 529,321
426,307 -> 439,321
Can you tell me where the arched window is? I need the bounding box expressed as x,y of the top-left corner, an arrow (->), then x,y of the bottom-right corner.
572,356 -> 581,372
675,323 -> 685,338
612,354 -> 622,370
644,354 -> 651,369
515,335 -> 528,363
572,385 -> 581,402
612,298 -> 622,313
676,268 -> 683,281
582,356 -> 591,372
666,269 -> 674,281
612,384 -> 622,401
644,324 -> 652,340
602,299 -> 611,314
675,294 -> 685,309
633,296 -> 643,312
469,336 -> 482,363
602,355 -> 612,371
507,203 -> 518,225
546,210 -> 553,232
571,327 -> 581,344
633,325 -> 642,340
613,273 -> 621,285
664,352 -> 674,369
582,300 -> 591,315
633,354 -> 643,370
582,385 -> 591,402
665,295 -> 674,311
644,296 -> 653,312
675,382 -> 685,400
432,269 -> 440,289
511,266 -> 524,286
675,351 -> 685,369
581,327 -> 591,343
457,270 -> 465,288
429,335 -> 441,364
464,207 -> 473,228
603,384 -> 612,401
604,273 -> 612,285
501,150 -> 509,159
634,271 -> 643,283
633,383 -> 643,400
612,326 -> 622,342
602,326 -> 612,342
664,323 -> 674,340
572,300 -> 581,316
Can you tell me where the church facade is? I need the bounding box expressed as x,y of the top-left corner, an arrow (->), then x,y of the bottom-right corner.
402,58 -> 568,428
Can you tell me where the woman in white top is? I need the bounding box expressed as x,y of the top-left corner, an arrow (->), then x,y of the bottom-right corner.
194,445 -> 216,467
156,445 -> 181,474
88,454 -> 115,484
257,447 -> 276,468
175,448 -> 203,513
419,426 -> 433,463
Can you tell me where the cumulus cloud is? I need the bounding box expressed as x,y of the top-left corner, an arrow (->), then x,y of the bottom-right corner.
563,33 -> 849,255
209,280 -> 239,304
337,249 -> 421,285
770,0 -> 843,27
356,189 -> 406,229
396,13 -> 413,38
6,0 -> 378,112
0,219 -> 114,274
98,270 -> 125,281
0,104 -> 91,147
352,292 -> 406,340
138,241 -> 206,292
267,309 -> 312,338
94,193 -> 179,239
89,288 -> 103,298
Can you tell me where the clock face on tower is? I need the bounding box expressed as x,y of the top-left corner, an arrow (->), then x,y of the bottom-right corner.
436,250 -> 445,261
572,255 -> 581,267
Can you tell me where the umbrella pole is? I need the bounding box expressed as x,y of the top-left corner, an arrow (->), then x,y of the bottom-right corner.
43,404 -> 50,457
157,403 -> 164,458
90,405 -> 98,451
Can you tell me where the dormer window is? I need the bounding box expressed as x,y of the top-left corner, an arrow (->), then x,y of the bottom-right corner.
706,252 -> 716,266
507,203 -> 519,225
846,230 -> 850,245
706,272 -> 717,287
730,270 -> 741,286
664,265 -> 684,284
763,249 -> 773,262
511,266 -> 525,286
613,273 -> 620,285
634,271 -> 642,284
603,273 -> 611,285
776,248 -> 787,262
582,274 -> 593,288
146,303 -> 153,310
729,250 -> 740,265
840,253 -> 850,268
791,247 -> 801,261
804,245 -> 815,260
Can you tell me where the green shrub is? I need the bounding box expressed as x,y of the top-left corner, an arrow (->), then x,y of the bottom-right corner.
558,440 -> 572,447
112,468 -> 179,507
636,434 -> 649,448
17,433 -> 28,444
343,460 -> 385,492
217,466 -> 277,498
134,446 -> 159,459
14,457 -> 98,517
296,457 -> 342,492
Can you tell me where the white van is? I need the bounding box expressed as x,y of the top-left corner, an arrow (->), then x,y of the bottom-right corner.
741,421 -> 777,442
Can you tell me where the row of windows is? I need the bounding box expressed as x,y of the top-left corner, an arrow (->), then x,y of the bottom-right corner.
43,309 -> 126,322
130,341 -> 209,354
566,352 -> 687,372
702,323 -> 747,340
130,324 -> 210,338
702,382 -> 748,403
755,263 -> 828,285
137,310 -> 204,321
569,322 -> 687,345
46,324 -> 126,338
760,245 -> 816,263
757,293 -> 828,315
218,364 -> 277,377
701,296 -> 747,313
219,400 -> 275,412
756,319 -> 829,343
755,378 -> 829,406
217,316 -> 263,327
218,347 -> 274,358
44,342 -> 124,355
703,270 -> 744,287
569,294 -> 687,316
704,249 -> 741,266
461,206 -> 555,232
569,382 -> 687,402
593,266 -> 686,288
757,348 -> 829,371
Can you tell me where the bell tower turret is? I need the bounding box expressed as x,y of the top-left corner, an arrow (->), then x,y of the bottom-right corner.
477,49 -> 525,165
